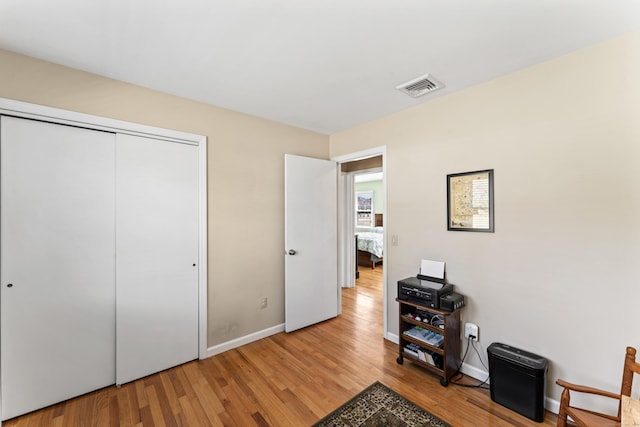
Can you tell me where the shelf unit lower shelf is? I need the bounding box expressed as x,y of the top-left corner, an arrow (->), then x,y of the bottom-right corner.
396,298 -> 462,387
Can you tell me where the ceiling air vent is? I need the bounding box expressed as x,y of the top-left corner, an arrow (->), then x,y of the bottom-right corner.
396,74 -> 444,98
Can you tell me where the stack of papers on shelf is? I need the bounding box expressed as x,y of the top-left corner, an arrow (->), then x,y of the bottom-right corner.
404,343 -> 439,367
404,343 -> 421,359
403,326 -> 444,348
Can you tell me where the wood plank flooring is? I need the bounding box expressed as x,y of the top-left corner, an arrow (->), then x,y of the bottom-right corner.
4,266 -> 558,426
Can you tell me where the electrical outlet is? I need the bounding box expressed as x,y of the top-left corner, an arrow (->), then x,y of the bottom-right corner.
464,322 -> 479,341
260,297 -> 268,309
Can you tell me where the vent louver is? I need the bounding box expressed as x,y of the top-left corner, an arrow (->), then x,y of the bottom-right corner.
396,74 -> 444,98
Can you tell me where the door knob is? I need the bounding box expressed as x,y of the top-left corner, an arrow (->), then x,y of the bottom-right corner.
288,249 -> 297,255
7,283 -> 13,288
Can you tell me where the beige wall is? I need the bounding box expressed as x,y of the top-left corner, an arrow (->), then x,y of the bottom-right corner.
331,32 -> 640,401
0,49 -> 329,347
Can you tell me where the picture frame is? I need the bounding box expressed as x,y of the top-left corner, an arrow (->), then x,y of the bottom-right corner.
447,169 -> 494,232
355,190 -> 374,228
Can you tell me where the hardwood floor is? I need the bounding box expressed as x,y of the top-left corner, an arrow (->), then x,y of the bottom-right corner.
4,266 -> 557,426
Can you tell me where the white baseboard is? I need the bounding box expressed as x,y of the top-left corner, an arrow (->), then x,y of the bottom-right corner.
544,396 -> 560,416
204,323 -> 285,358
459,361 -> 489,383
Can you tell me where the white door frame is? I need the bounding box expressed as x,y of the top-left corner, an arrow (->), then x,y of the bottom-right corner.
331,146 -> 388,340
0,98 -> 208,423
340,167 -> 383,289
338,172 -> 355,289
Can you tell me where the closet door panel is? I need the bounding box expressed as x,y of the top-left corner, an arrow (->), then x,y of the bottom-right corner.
0,116 -> 116,420
115,134 -> 199,385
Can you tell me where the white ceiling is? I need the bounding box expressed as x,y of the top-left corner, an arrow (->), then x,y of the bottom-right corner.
1,1 -> 639,134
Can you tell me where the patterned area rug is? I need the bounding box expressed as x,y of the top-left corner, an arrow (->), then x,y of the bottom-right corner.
312,381 -> 451,427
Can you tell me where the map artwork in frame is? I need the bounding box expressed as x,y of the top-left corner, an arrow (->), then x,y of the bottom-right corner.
447,169 -> 494,232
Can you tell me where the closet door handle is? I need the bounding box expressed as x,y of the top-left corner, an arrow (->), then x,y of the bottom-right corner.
7,283 -> 13,288
288,249 -> 297,255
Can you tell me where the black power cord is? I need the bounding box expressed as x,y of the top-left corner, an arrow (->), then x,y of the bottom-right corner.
449,335 -> 490,389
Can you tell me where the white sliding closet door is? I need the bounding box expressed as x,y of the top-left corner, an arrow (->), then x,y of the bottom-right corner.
0,116 -> 116,420
115,134 -> 199,385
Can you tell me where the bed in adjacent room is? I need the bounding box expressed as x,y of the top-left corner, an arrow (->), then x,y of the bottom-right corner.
355,226 -> 383,269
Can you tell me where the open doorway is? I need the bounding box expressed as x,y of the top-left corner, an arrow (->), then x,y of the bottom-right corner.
352,170 -> 384,331
354,170 -> 384,281
333,148 -> 387,339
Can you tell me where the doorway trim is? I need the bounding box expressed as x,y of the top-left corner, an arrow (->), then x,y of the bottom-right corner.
331,146 -> 388,340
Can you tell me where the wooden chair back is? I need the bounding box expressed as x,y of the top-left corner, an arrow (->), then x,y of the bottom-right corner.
618,347 -> 639,417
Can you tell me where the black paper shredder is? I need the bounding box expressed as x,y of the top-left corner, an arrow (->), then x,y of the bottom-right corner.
487,342 -> 548,422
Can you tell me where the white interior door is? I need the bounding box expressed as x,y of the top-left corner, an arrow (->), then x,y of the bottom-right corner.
0,116 -> 116,420
115,134 -> 199,385
284,154 -> 338,332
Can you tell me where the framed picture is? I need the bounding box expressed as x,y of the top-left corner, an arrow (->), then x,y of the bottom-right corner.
447,169 -> 494,232
355,191 -> 374,227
